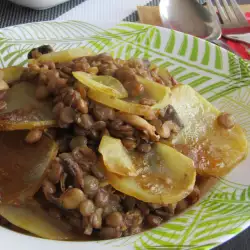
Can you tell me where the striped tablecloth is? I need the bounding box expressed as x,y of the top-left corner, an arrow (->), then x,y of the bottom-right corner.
0,0 -> 249,28
0,0 -> 249,249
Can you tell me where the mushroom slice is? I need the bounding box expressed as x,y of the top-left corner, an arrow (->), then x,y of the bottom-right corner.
170,84 -> 248,176
99,135 -> 196,204
0,82 -> 56,130
116,112 -> 160,141
0,130 -> 58,204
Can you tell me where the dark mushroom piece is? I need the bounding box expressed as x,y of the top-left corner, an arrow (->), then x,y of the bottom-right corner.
59,153 -> 85,190
160,104 -> 184,129
28,45 -> 54,59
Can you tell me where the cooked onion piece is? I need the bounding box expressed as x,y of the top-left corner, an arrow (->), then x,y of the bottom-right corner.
73,72 -> 128,98
99,135 -> 196,204
136,75 -> 171,110
170,84 -> 248,176
0,201 -> 77,240
30,47 -> 94,63
88,90 -> 156,119
92,75 -> 128,98
99,135 -> 137,176
0,82 -> 56,130
157,67 -> 175,86
0,130 -> 58,204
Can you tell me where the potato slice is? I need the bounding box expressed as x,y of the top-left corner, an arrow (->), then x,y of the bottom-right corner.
100,136 -> 196,204
0,130 -> 58,204
30,47 -> 94,64
0,80 -> 9,91
0,66 -> 25,90
99,135 -> 137,176
88,89 -> 156,119
2,66 -> 25,84
73,72 -> 128,98
0,201 -> 77,240
136,75 -> 171,109
0,82 -> 56,130
170,84 -> 248,176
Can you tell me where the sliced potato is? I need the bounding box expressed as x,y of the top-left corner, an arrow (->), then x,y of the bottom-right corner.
0,201 -> 77,240
170,84 -> 248,176
30,47 -> 94,63
0,82 -> 56,130
99,135 -> 137,176
88,89 -> 156,119
0,80 -> 9,91
0,130 -> 58,204
73,72 -> 128,98
100,136 -> 196,204
136,75 -> 171,109
2,66 -> 25,84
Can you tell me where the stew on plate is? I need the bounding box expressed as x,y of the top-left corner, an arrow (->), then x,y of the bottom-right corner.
0,46 -> 247,240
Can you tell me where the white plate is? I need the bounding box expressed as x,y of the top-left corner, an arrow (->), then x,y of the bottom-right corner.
0,20 -> 249,250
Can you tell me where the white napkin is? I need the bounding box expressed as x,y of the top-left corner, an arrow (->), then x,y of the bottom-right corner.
56,0 -> 152,23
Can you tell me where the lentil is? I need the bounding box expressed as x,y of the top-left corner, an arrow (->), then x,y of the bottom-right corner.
25,129 -> 43,144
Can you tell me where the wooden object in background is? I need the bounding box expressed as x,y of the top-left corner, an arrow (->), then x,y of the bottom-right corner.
137,4 -> 250,26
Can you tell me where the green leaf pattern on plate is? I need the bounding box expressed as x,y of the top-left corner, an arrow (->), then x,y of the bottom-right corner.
0,21 -> 249,250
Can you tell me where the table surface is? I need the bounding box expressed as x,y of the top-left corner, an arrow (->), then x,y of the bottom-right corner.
0,0 -> 249,249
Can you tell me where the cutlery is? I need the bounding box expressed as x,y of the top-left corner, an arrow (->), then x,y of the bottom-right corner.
159,0 -> 222,41
159,0 -> 239,54
210,0 -> 250,44
213,0 -> 248,28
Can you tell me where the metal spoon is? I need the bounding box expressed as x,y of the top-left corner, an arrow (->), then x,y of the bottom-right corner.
159,0 -> 238,54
